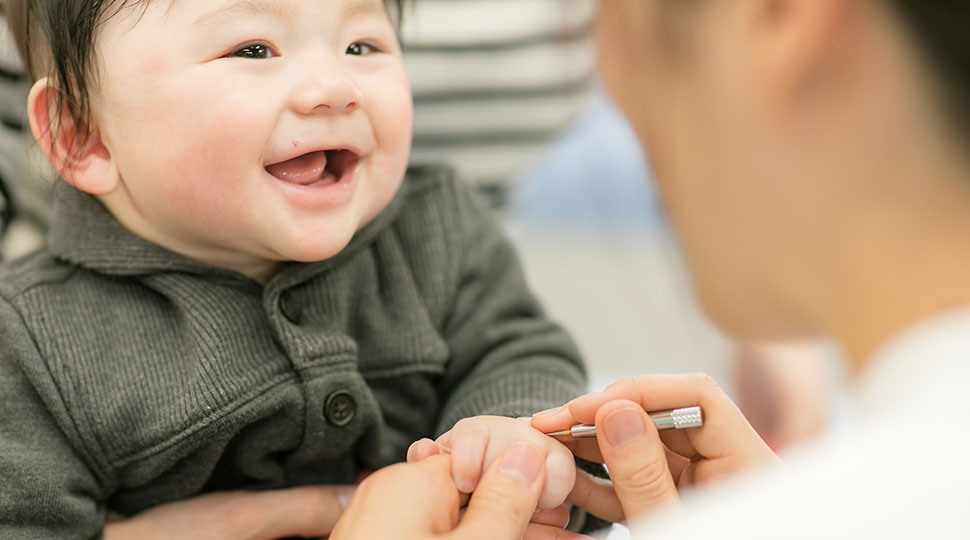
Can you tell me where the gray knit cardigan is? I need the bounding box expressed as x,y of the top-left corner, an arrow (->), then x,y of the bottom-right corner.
0,166 -> 587,539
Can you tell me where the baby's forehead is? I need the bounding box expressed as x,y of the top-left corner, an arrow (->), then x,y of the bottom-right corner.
102,0 -> 393,33
148,0 -> 393,15
123,0 -> 396,29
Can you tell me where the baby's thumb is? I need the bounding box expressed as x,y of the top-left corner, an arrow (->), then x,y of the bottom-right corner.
595,399 -> 679,521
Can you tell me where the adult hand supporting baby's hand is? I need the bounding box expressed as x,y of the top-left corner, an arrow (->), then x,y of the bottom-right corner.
531,373 -> 780,524
332,441 -> 588,540
413,415 -> 576,510
102,484 -> 354,540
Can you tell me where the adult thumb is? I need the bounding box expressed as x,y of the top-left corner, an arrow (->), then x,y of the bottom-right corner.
451,441 -> 546,540
595,399 -> 679,520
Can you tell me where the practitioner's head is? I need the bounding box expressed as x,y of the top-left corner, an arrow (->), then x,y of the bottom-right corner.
596,0 -> 970,340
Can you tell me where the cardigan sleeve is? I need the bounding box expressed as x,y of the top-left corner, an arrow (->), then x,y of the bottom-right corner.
434,176 -> 588,435
0,297 -> 107,540
432,177 -> 613,533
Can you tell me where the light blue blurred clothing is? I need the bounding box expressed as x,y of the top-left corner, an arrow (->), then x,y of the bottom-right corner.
509,87 -> 663,230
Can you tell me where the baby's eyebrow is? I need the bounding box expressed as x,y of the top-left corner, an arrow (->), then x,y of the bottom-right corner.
192,0 -> 296,27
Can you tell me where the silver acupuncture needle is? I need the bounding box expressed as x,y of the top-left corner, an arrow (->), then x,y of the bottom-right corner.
543,406 -> 703,438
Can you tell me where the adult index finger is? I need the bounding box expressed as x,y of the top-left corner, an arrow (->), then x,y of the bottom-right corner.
451,441 -> 546,540
566,374 -> 755,455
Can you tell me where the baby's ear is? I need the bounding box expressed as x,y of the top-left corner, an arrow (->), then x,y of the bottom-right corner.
27,77 -> 119,195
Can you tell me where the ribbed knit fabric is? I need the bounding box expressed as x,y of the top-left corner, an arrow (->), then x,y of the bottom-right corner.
0,165 -> 587,539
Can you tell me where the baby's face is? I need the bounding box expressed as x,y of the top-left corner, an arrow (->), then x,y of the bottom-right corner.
89,0 -> 412,280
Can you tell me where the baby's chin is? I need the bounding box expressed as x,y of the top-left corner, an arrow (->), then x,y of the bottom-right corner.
273,234 -> 357,265
265,185 -> 399,265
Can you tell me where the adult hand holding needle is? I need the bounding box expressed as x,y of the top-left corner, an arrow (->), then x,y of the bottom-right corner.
531,374 -> 779,523
543,406 -> 703,439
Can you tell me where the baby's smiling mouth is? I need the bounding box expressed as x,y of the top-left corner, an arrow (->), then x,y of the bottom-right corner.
266,149 -> 359,186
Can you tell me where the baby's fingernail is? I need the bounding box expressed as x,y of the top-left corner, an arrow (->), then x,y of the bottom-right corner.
457,476 -> 475,493
603,407 -> 645,448
534,406 -> 563,417
499,441 -> 543,484
336,486 -> 356,509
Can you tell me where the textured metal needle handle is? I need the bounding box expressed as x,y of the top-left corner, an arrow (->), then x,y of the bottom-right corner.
548,406 -> 704,438
651,406 -> 704,430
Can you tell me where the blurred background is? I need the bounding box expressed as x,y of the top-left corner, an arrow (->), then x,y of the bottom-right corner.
506,88 -> 732,391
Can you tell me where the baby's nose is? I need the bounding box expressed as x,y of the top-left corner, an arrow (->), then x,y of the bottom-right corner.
290,64 -> 363,115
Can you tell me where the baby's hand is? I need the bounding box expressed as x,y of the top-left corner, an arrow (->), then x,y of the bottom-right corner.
407,416 -> 576,510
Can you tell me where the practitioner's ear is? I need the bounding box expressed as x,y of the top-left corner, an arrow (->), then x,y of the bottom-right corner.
745,0 -> 851,105
27,77 -> 119,195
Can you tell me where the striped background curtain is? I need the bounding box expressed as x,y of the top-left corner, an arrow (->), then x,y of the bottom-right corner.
0,10 -> 45,259
401,0 -> 596,205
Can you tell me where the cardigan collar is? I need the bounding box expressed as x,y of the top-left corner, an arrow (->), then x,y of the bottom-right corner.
47,179 -> 407,288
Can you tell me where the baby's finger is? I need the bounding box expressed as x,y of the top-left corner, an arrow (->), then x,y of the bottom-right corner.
435,429 -> 454,453
558,438 -> 604,464
567,468 -> 624,523
530,505 -> 571,528
445,418 -> 490,493
538,442 -> 576,509
523,523 -> 593,540
406,438 -> 440,463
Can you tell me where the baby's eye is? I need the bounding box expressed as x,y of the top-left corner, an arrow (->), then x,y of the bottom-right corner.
346,41 -> 380,56
232,42 -> 277,59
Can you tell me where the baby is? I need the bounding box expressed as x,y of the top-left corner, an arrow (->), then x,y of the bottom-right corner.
0,0 -> 585,537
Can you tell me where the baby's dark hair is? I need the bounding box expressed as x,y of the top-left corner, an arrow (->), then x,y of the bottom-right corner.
4,0 -> 405,154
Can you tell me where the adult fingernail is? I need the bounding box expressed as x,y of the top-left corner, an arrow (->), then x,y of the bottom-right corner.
603,408 -> 645,448
569,391 -> 601,407
499,441 -> 543,484
534,406 -> 563,417
336,486 -> 356,509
